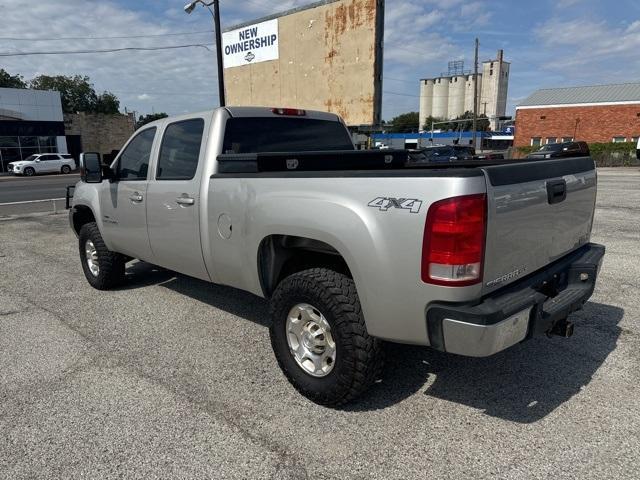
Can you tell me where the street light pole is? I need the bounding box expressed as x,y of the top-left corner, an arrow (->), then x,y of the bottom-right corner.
185,0 -> 226,107
211,0 -> 226,106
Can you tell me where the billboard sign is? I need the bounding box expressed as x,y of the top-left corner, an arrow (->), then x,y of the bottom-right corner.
222,0 -> 385,126
222,19 -> 279,68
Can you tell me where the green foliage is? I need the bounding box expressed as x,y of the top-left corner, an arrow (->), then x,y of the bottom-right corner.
27,74 -> 120,114
422,115 -> 445,131
31,75 -> 97,113
94,92 -> 120,114
387,112 -> 419,133
0,69 -> 27,89
136,112 -> 168,129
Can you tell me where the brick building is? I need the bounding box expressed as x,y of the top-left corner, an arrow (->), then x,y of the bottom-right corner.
64,111 -> 135,160
514,83 -> 640,147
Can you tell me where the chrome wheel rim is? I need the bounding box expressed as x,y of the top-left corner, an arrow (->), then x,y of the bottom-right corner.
286,303 -> 336,377
85,240 -> 99,277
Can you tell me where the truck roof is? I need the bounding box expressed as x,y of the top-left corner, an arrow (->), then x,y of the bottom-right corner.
138,106 -> 343,131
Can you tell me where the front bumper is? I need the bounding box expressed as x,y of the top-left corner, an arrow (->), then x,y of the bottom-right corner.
426,243 -> 605,357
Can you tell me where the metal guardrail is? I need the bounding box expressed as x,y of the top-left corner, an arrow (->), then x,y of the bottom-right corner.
0,197 -> 66,214
0,185 -> 75,216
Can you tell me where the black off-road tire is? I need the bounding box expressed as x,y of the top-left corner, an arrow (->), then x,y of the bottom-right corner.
269,268 -> 383,407
23,167 -> 35,176
78,222 -> 126,290
61,165 -> 71,174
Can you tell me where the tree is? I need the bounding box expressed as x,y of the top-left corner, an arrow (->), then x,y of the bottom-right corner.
439,111 -> 490,132
422,115 -> 445,131
30,75 -> 97,113
387,111 -> 419,133
136,112 -> 168,129
0,69 -> 27,89
29,74 -> 120,114
94,92 -> 120,114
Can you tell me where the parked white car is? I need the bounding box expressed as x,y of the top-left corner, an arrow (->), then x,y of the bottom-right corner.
8,153 -> 76,176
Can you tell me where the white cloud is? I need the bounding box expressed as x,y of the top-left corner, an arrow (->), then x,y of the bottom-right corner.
137,93 -> 152,101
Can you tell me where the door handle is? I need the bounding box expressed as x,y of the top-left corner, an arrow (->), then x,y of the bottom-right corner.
129,192 -> 143,203
546,179 -> 567,204
176,196 -> 195,206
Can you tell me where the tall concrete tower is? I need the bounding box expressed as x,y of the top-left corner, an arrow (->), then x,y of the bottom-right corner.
418,79 -> 435,130
480,49 -> 510,130
418,50 -> 510,131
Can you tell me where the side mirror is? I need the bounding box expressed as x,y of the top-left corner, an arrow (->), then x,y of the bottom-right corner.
80,152 -> 103,183
35,158 -> 41,162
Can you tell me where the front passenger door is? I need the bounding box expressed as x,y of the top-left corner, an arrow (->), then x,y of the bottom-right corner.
100,127 -> 157,261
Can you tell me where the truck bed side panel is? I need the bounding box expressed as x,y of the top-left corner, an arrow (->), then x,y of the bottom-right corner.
207,173 -> 486,345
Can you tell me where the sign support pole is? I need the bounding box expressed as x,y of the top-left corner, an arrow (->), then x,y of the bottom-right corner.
213,0 -> 226,107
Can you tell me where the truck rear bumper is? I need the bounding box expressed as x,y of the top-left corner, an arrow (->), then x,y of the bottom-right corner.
426,243 -> 605,357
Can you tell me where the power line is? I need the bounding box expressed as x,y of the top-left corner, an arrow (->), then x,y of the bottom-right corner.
0,30 -> 214,41
0,43 -> 215,57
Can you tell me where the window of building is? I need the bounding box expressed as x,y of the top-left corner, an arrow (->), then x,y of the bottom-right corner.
0,135 -> 60,172
546,137 -> 557,144
632,136 -> 639,143
562,137 -> 574,143
157,119 -> 204,180
612,136 -> 627,143
531,137 -> 542,147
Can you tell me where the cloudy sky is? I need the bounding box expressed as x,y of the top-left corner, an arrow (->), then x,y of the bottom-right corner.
1,0 -> 639,120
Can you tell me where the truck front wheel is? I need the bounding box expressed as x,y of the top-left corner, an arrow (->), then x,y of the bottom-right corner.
269,268 -> 383,407
78,222 -> 126,290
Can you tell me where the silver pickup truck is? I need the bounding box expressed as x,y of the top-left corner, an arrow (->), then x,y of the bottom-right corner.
69,107 -> 604,406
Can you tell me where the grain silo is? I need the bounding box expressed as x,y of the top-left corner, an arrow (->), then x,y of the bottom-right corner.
431,77 -> 449,119
418,79 -> 435,129
447,76 -> 466,118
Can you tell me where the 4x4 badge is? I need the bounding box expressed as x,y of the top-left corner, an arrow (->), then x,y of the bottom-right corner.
368,197 -> 422,213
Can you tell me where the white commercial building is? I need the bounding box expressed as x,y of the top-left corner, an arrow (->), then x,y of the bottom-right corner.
0,87 -> 67,172
419,50 -> 510,131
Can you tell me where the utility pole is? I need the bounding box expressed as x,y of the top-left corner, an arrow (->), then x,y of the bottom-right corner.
472,37 -> 479,149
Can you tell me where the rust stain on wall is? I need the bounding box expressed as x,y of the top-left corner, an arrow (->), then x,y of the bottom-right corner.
225,0 -> 381,125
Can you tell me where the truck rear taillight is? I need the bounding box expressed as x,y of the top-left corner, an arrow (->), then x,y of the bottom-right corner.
422,194 -> 486,286
271,107 -> 306,116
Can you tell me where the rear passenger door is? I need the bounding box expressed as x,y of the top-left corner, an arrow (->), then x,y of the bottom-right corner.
146,118 -> 210,281
39,154 -> 60,172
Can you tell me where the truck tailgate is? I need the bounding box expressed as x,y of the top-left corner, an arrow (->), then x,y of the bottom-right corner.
481,157 -> 597,295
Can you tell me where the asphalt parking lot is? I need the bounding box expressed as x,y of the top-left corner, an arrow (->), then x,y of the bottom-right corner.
1,168 -> 639,479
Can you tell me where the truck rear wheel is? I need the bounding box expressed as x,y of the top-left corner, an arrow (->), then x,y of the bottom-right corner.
269,268 -> 383,407
78,222 -> 126,290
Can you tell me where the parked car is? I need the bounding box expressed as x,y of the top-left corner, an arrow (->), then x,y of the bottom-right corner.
527,141 -> 589,159
69,107 -> 604,406
408,145 -> 475,163
474,152 -> 505,160
636,137 -> 640,160
8,153 -> 76,176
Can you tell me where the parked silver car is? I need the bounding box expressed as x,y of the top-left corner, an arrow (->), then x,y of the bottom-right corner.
8,153 -> 76,176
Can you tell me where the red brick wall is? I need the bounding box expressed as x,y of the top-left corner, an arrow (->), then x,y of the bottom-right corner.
514,104 -> 640,147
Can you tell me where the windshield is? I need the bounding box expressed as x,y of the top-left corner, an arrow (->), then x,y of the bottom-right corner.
222,117 -> 353,154
538,144 -> 563,152
23,155 -> 39,161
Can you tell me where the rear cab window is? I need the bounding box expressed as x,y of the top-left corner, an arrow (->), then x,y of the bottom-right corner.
222,117 -> 353,154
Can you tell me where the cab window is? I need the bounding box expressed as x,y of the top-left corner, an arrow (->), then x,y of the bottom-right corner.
116,128 -> 156,181
157,119 -> 204,180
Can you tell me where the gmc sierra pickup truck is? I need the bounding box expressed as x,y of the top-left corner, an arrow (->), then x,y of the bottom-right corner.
69,107 -> 604,406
